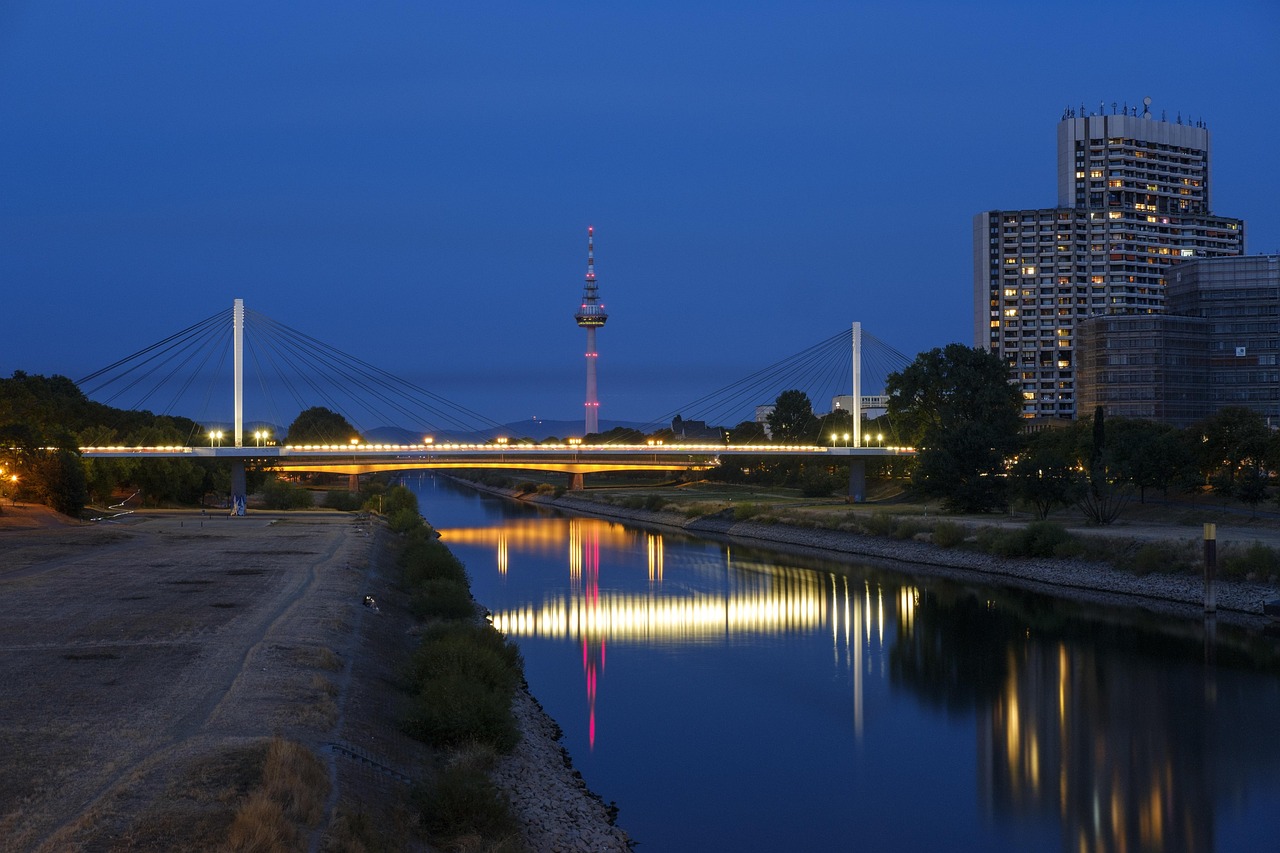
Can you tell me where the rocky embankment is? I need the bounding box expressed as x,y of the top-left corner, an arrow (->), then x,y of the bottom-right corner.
490,690 -> 631,852
501,487 -> 1276,629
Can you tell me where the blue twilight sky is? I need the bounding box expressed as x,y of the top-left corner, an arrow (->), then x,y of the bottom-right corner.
2,1 -> 1278,429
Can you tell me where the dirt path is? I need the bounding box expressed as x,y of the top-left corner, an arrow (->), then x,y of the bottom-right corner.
0,510 -> 385,850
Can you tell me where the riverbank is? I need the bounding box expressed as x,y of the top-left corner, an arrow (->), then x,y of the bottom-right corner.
460,481 -> 1278,631
0,507 -> 631,851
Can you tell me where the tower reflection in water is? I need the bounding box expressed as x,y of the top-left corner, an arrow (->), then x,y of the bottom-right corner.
437,515 -> 1280,852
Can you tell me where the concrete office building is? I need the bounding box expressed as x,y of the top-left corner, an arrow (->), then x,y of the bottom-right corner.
1077,254 -> 1280,427
974,102 -> 1245,420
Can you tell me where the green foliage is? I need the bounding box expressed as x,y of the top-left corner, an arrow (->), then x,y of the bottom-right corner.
409,579 -> 478,620
975,521 -> 1077,559
322,490 -> 363,511
931,521 -> 967,548
799,468 -> 836,497
766,389 -> 816,442
387,507 -> 423,533
891,518 -> 928,540
863,512 -> 899,537
1127,541 -> 1198,576
582,426 -> 646,444
402,622 -> 523,753
259,476 -> 314,510
732,502 -> 764,521
1009,432 -> 1082,520
382,484 -> 419,516
1222,542 -> 1280,580
414,763 -> 520,848
886,345 -> 1022,513
284,406 -> 360,445
642,494 -> 667,511
400,529 -> 469,587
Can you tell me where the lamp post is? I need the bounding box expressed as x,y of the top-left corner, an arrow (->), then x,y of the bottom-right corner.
208,430 -> 224,447
842,432 -> 850,448
877,433 -> 884,447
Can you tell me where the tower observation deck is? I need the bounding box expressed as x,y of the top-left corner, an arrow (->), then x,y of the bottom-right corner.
575,226 -> 608,434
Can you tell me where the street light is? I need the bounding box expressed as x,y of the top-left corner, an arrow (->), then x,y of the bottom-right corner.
842,433 -> 850,448
208,430 -> 224,447
876,433 -> 884,447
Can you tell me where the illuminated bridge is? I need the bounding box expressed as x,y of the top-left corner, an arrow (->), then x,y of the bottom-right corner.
76,299 -> 914,513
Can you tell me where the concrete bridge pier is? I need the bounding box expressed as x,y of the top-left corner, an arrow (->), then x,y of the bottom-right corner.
348,473 -> 360,492
568,472 -> 585,491
231,460 -> 247,516
848,459 -> 865,503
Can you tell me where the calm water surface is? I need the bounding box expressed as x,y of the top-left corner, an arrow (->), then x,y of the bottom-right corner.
405,475 -> 1280,853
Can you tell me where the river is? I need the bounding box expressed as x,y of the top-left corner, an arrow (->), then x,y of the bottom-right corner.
404,474 -> 1280,853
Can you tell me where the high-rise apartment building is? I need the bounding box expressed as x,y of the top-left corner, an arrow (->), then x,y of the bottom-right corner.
974,103 -> 1245,420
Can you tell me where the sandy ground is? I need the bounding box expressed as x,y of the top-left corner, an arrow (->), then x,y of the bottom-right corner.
0,506 -> 434,851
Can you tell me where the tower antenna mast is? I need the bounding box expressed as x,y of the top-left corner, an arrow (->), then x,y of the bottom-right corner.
574,226 -> 608,435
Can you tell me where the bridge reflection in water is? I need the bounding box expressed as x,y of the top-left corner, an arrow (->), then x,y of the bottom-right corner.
439,518 -> 894,745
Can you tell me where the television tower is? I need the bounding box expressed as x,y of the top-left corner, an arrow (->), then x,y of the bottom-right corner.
574,226 -> 608,435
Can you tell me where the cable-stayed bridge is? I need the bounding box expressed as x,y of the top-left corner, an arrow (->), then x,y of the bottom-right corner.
78,300 -> 915,514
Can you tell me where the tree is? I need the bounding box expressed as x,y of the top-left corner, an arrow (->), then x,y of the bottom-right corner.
766,390 -> 815,442
1009,429 -> 1081,520
885,345 -> 1023,513
1194,406 -> 1271,499
285,407 -> 361,445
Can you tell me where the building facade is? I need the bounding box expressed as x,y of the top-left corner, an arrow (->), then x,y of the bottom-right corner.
1077,255 -> 1280,427
974,106 -> 1245,420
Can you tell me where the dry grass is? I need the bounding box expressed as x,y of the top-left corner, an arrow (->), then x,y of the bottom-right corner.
225,737 -> 330,852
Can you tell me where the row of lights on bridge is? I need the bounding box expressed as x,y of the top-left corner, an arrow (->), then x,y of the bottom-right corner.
831,432 -> 885,447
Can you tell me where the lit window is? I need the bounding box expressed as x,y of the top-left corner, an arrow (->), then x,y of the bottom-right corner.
1021,266 -> 1036,275
1090,169 -> 1104,178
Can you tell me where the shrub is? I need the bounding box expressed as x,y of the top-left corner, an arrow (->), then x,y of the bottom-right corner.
892,518 -> 927,540
400,529 -> 469,587
414,763 -> 520,849
733,502 -> 765,521
387,507 -> 423,533
382,484 -> 420,517
1129,542 -> 1195,575
409,579 -> 477,620
407,627 -> 522,693
514,481 -> 537,495
643,494 -> 667,511
322,489 -> 362,511
260,477 -> 314,510
864,512 -> 899,538
535,483 -> 557,495
931,521 -> 966,548
1222,541 -> 1280,579
404,673 -> 521,752
800,471 -> 836,498
976,521 -> 1076,558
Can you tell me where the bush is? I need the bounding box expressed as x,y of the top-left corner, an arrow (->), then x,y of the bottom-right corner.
400,529 -> 469,587
260,477 -> 314,510
931,521 -> 966,548
322,489 -> 362,511
514,481 -> 537,495
892,518 -> 927,540
414,763 -> 520,849
404,673 -> 521,752
1128,542 -> 1197,575
643,494 -> 667,511
863,512 -> 899,538
382,484 -> 420,516
800,471 -> 836,498
387,507 -> 423,533
1222,541 -> 1280,579
977,521 -> 1076,558
733,502 -> 764,521
409,579 -> 477,620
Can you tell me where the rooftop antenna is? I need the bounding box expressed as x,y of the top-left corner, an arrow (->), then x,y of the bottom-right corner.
1142,96 -> 1152,119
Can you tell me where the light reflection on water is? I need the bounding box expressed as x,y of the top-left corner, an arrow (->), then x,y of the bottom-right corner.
412,476 -> 1280,853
